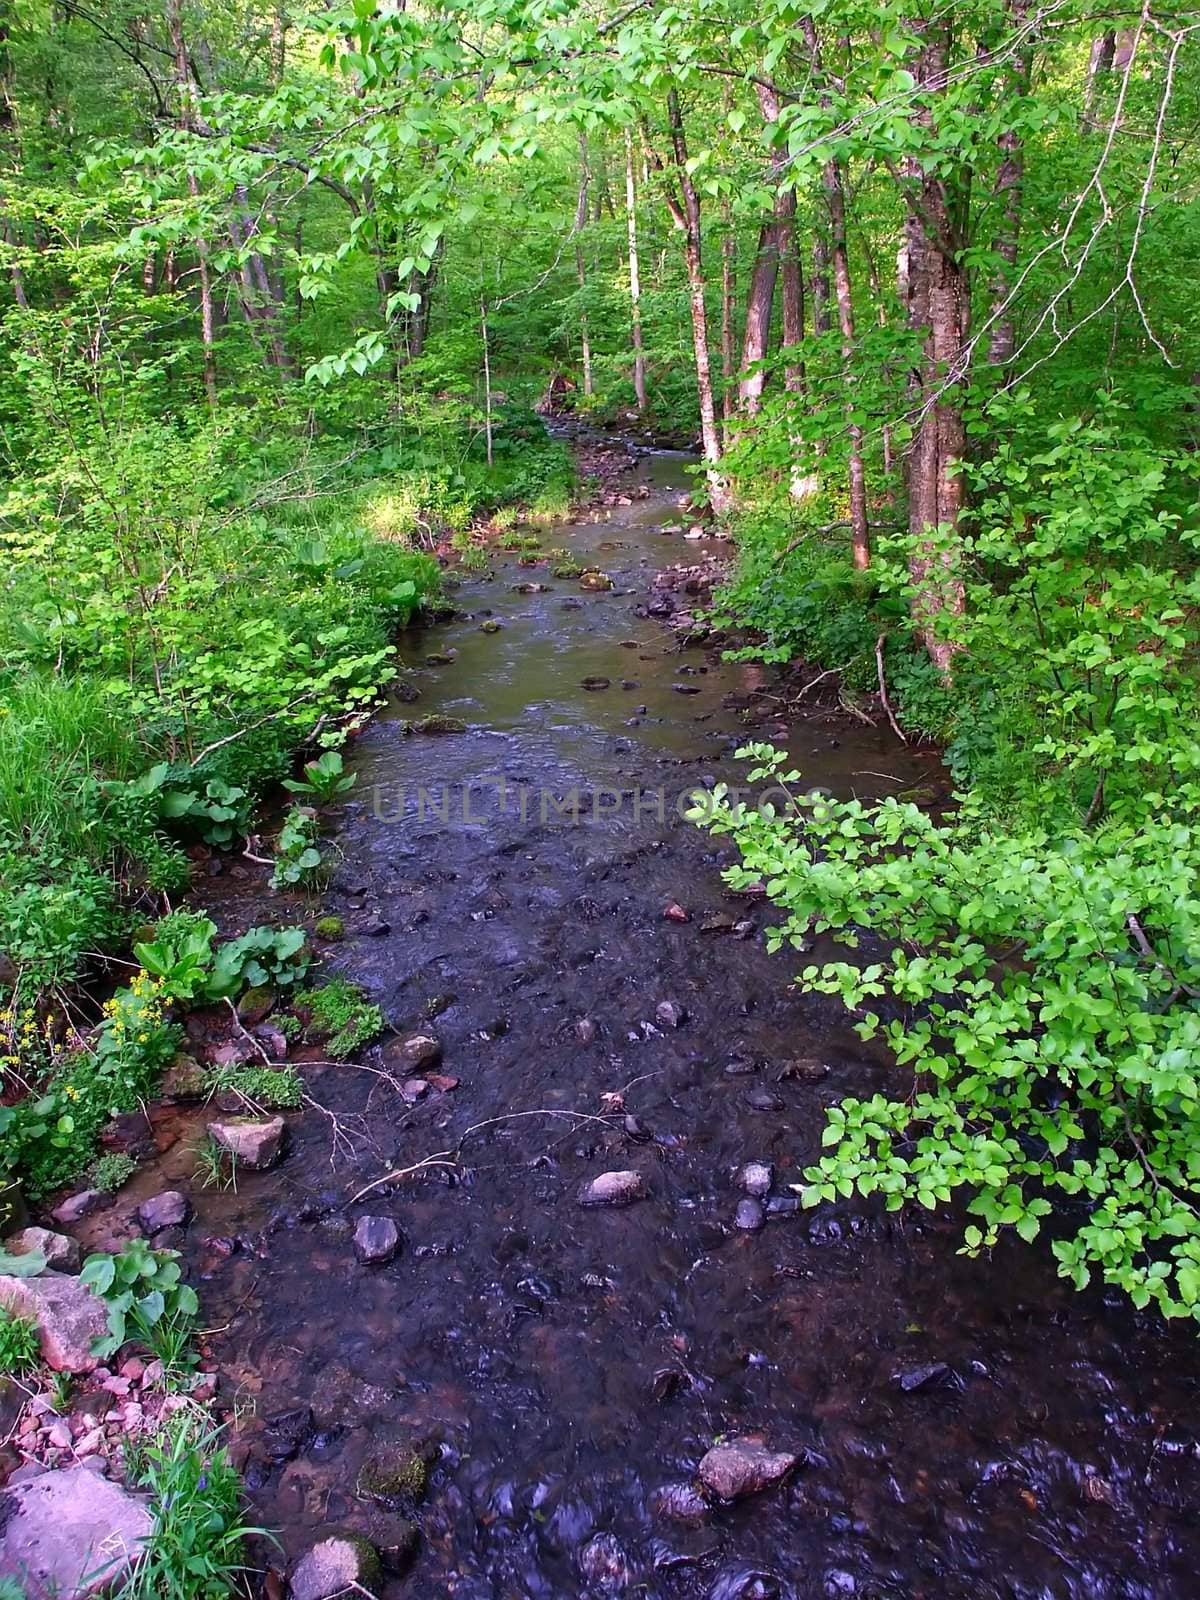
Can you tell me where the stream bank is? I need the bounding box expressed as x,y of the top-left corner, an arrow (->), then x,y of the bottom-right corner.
39,440 -> 1200,1597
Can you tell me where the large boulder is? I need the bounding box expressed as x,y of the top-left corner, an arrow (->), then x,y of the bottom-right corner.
0,1465 -> 152,1596
289,1534 -> 382,1600
0,1273 -> 108,1373
697,1438 -> 799,1500
4,1228 -> 81,1274
208,1115 -> 287,1170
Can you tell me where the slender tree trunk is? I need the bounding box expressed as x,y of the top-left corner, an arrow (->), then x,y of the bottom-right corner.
904,24 -> 967,677
624,127 -> 647,414
663,89 -> 729,512
0,3 -> 28,309
480,293 -> 493,469
811,232 -> 832,333
804,18 -> 868,566
780,218 -> 816,500
738,83 -> 794,416
987,0 -> 1031,371
574,132 -> 593,397
860,229 -> 896,492
720,200 -> 736,443
166,0 -> 217,408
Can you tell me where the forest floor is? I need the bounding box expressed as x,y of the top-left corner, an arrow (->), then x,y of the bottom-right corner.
19,433 -> 1200,1599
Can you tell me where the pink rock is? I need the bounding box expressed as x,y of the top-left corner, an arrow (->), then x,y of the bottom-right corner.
207,1115 -> 287,1170
119,1357 -> 146,1383
0,1272 -> 108,1374
0,1464 -> 151,1596
697,1437 -> 799,1499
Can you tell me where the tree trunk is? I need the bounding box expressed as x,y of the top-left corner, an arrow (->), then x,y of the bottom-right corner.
166,0 -> 217,408
738,82 -> 793,416
664,89 -> 729,512
803,18 -> 868,566
624,127 -> 647,414
720,199 -> 736,443
811,232 -> 832,333
987,0 -> 1031,371
904,24 -> 966,677
574,132 -> 593,397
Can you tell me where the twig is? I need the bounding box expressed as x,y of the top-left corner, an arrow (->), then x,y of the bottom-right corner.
875,634 -> 908,743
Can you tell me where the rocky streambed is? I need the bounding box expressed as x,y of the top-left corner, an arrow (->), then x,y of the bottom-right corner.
7,438 -> 1200,1599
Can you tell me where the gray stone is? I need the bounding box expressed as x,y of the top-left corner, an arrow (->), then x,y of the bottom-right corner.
353,1216 -> 401,1265
50,1191 -> 106,1227
734,1198 -> 765,1232
655,1000 -> 687,1029
0,1465 -> 151,1596
578,1171 -> 648,1208
698,1438 -> 799,1500
289,1534 -> 382,1600
207,1115 -> 287,1170
4,1227 -> 81,1274
136,1191 -> 191,1236
735,1162 -> 774,1198
0,1273 -> 108,1373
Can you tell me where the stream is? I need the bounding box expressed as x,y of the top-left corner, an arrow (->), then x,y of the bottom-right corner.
109,441 -> 1200,1597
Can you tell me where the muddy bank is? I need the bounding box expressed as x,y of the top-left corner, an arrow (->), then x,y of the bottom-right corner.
100,444 -> 1200,1597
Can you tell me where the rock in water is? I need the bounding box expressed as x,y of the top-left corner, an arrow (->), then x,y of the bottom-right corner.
651,1482 -> 711,1522
578,1171 -> 648,1208
50,1190 -> 106,1227
579,1531 -> 632,1591
207,1115 -> 287,1170
289,1535 -> 382,1600
698,1438 -> 799,1500
734,1198 -> 765,1232
655,1000 -> 687,1029
0,1273 -> 108,1373
735,1162 -> 774,1198
136,1191 -> 192,1236
388,1033 -> 442,1070
0,1465 -> 152,1596
353,1216 -> 401,1265
4,1227 -> 81,1274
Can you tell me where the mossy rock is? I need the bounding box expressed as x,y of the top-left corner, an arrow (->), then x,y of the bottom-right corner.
409,715 -> 467,735
314,915 -> 345,941
553,562 -> 583,579
356,1442 -> 435,1507
479,619 -> 502,634
578,570 -> 612,591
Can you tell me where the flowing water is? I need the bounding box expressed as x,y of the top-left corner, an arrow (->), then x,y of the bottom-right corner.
118,443 -> 1200,1597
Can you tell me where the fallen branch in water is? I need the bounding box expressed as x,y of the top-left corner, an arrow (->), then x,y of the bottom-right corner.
348,1108 -> 620,1205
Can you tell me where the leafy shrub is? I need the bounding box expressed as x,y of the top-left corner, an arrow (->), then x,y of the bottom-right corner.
81,1239 -> 199,1383
283,750 -> 356,804
270,807 -> 323,890
697,745 -> 1200,1324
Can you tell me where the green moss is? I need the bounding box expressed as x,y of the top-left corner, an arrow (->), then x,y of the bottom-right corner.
211,1065 -> 302,1110
314,915 -> 345,941
91,1151 -> 138,1192
356,1445 -> 431,1506
305,978 -> 384,1060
